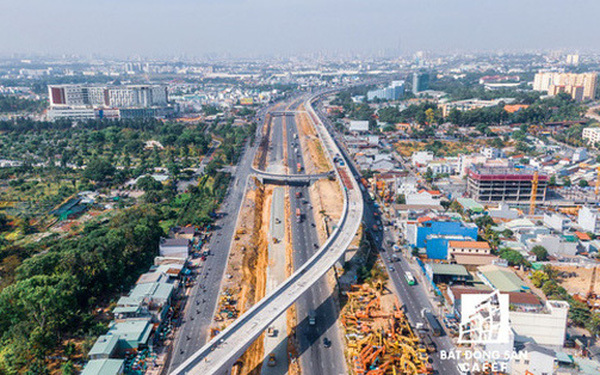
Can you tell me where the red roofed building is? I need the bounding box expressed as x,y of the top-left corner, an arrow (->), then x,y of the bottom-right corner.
575,231 -> 592,241
448,240 -> 491,261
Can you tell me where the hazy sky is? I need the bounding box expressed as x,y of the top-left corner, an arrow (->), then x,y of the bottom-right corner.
2,0 -> 600,58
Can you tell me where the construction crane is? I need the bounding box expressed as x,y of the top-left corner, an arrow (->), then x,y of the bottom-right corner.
595,167 -> 600,196
589,266 -> 597,300
529,171 -> 539,216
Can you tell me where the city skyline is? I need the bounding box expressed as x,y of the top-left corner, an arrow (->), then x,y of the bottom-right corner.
2,0 -> 600,59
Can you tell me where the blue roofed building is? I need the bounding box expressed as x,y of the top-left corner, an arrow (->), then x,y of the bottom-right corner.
406,217 -> 478,259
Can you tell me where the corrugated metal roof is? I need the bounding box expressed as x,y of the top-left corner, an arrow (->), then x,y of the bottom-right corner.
88,334 -> 119,357
429,263 -> 470,277
81,359 -> 124,375
479,265 -> 527,292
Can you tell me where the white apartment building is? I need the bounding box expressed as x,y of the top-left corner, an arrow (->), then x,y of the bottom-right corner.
509,300 -> 569,347
583,127 -> 600,146
482,147 -> 505,159
578,206 -> 600,233
543,213 -> 571,232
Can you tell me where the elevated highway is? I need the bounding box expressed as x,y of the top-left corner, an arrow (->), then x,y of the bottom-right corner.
169,93 -> 364,375
251,167 -> 334,185
269,110 -> 307,116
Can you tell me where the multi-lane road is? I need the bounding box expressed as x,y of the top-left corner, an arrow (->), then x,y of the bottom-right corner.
283,107 -> 347,375
168,108 -> 265,371
314,100 -> 460,375
170,91 -> 457,375
170,93 -> 363,375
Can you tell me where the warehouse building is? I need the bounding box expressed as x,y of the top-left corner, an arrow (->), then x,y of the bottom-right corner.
477,264 -> 529,293
425,263 -> 470,284
81,359 -> 125,375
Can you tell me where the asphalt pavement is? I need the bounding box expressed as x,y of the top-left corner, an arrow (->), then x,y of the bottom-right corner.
284,108 -> 348,375
314,100 -> 460,375
168,111 -> 264,372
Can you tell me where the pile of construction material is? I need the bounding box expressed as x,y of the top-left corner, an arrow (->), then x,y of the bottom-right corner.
214,287 -> 240,322
341,284 -> 433,375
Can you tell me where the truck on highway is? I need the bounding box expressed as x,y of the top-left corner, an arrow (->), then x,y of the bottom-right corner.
297,162 -> 302,172
404,271 -> 416,285
423,334 -> 437,353
421,309 -> 444,337
308,310 -> 316,325
296,208 -> 301,223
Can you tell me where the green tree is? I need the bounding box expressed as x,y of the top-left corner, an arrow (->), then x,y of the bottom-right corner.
531,245 -> 549,261
137,175 -> 163,192
83,158 -> 115,184
499,249 -> 528,267
530,270 -> 549,288
0,213 -> 9,232
61,361 -> 75,375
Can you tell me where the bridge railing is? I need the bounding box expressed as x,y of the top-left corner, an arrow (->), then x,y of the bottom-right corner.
169,92 -> 361,375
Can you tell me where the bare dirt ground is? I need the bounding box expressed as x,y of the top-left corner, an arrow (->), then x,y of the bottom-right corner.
282,116 -> 289,171
295,107 -> 332,174
211,179 -> 271,375
553,265 -> 600,296
308,179 -> 343,246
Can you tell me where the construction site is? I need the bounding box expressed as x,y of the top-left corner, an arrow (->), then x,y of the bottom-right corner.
341,278 -> 433,374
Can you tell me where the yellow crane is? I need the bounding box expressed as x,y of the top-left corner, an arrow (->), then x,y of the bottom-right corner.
595,167 -> 600,196
529,171 -> 539,215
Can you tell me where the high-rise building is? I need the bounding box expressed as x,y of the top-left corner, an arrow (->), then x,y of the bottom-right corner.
366,80 -> 405,101
532,72 -> 597,101
412,72 -> 430,94
47,84 -> 171,120
566,54 -> 580,66
49,84 -> 168,108
467,165 -> 548,203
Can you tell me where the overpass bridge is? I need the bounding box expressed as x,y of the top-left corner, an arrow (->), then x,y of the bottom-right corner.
269,110 -> 307,117
251,167 -> 334,186
170,92 -> 363,375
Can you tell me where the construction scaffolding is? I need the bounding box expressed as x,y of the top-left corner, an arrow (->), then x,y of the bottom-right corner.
341,284 -> 433,375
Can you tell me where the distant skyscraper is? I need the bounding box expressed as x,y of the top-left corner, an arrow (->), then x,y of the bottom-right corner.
367,80 -> 405,101
566,54 -> 580,66
533,72 -> 597,102
412,72 -> 430,94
